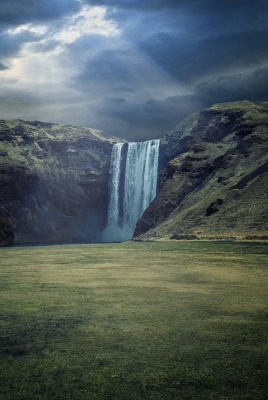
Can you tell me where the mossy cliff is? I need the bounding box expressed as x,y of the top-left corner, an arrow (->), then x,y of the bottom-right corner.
1,101 -> 267,245
134,101 -> 268,240
0,120 -> 120,245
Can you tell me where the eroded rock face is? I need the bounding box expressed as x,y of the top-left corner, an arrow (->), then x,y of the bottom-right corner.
0,120 -> 120,245
0,207 -> 14,246
134,101 -> 268,240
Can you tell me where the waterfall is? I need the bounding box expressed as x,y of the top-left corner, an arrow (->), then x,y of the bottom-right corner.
102,139 -> 160,242
106,142 -> 124,229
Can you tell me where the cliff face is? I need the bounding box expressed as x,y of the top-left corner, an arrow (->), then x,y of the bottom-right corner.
1,101 -> 267,245
134,101 -> 268,240
0,120 -> 118,245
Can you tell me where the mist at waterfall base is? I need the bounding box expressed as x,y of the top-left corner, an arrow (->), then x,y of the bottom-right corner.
102,140 -> 160,243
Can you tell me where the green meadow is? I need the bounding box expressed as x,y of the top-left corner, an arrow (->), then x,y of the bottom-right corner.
0,241 -> 267,399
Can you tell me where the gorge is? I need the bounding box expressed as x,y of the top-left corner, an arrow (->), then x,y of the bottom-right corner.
0,100 -> 267,245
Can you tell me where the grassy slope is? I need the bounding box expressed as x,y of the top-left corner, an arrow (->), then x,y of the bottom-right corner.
137,101 -> 268,240
1,242 -> 267,399
0,119 -> 117,176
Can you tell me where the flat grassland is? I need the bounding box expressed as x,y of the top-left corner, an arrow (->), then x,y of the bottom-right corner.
0,241 -> 267,399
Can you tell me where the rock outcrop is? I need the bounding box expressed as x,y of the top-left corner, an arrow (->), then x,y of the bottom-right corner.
0,120 -> 120,245
134,101 -> 268,240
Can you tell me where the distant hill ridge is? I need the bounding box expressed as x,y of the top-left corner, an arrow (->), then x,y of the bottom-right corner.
0,100 -> 267,245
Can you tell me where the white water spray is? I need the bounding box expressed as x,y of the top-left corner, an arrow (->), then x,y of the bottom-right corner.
102,139 -> 160,242
106,142 -> 124,229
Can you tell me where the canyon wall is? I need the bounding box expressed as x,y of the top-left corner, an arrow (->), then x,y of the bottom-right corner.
1,100 -> 267,245
0,120 -> 119,245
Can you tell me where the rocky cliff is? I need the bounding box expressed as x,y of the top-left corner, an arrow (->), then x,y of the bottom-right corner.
1,101 -> 267,246
0,120 -> 119,245
134,101 -> 268,240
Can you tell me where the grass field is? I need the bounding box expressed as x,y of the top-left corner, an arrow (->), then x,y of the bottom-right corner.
0,241 -> 267,399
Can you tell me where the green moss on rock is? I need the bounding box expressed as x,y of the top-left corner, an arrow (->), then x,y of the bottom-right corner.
135,101 -> 268,241
0,119 -> 122,245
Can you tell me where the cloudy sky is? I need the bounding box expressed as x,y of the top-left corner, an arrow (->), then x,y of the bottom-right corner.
0,0 -> 267,140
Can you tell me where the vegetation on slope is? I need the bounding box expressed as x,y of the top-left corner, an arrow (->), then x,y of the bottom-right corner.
135,101 -> 268,240
1,100 -> 267,244
0,120 -> 122,245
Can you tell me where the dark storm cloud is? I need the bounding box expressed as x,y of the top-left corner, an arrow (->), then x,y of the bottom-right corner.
67,0 -> 268,139
0,30 -> 40,58
84,0 -> 188,11
84,0 -> 268,23
73,47 -> 136,93
89,0 -> 267,13
1,0 -> 268,140
139,29 -> 268,85
0,0 -> 81,29
0,89 -> 42,119
195,66 -> 268,105
86,94 -> 204,141
81,0 -> 268,87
